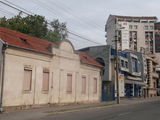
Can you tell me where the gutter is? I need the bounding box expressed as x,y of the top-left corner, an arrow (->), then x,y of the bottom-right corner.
0,42 -> 8,113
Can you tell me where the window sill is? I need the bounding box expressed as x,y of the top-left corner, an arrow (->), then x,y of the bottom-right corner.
66,91 -> 72,94
22,90 -> 32,94
42,91 -> 49,94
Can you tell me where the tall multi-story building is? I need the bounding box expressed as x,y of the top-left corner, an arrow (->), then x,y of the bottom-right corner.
105,15 -> 157,54
155,22 -> 160,53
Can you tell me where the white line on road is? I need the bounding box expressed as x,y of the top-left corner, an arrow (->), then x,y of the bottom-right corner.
118,112 -> 131,116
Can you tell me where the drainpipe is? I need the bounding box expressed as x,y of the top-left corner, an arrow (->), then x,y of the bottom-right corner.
0,42 -> 8,113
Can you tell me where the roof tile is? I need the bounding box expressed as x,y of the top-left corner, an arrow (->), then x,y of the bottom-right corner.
77,51 -> 103,67
0,27 -> 102,67
0,27 -> 56,53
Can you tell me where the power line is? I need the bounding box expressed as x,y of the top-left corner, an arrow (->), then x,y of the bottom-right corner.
0,9 -> 12,16
68,31 -> 102,45
31,0 -> 105,36
0,7 -> 16,16
0,0 -> 104,45
46,0 -> 104,32
0,1 -> 30,15
0,5 -> 17,16
4,0 -> 35,15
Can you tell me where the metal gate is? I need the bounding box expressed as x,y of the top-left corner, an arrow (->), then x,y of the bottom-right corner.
102,82 -> 115,101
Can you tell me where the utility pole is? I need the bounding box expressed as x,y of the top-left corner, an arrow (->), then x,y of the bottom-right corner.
114,20 -> 125,104
115,29 -> 120,104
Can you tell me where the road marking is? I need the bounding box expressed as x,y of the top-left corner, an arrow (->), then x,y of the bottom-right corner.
118,112 -> 131,116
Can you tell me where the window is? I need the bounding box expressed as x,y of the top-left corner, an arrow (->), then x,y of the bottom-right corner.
82,76 -> 86,94
93,78 -> 97,94
125,61 -> 128,68
154,82 -> 156,88
67,74 -> 72,93
150,25 -> 154,30
141,21 -> 148,23
144,25 -> 148,30
129,25 -> 132,29
134,25 -> 138,29
42,69 -> 49,91
117,24 -> 122,28
23,69 -> 32,91
132,58 -> 138,72
121,60 -> 125,67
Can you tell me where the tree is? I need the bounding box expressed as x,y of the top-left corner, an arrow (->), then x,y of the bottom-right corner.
45,19 -> 68,42
0,14 -> 68,42
0,13 -> 48,38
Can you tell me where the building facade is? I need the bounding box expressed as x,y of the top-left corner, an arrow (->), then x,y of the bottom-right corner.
80,45 -> 115,101
80,45 -> 147,99
155,22 -> 160,53
146,54 -> 159,97
0,27 -> 102,111
105,15 -> 157,54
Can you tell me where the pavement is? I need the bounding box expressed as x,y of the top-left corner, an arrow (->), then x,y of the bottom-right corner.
0,97 -> 160,120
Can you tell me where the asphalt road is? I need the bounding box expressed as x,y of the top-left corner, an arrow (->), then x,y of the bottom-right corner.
39,101 -> 160,120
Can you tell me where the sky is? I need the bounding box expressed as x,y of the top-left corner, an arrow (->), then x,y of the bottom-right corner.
0,0 -> 159,49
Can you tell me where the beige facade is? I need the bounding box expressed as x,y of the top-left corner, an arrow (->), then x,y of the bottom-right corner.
105,15 -> 157,54
146,55 -> 159,97
1,40 -> 101,108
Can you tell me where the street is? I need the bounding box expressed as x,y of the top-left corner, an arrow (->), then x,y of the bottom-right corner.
0,98 -> 160,120
39,100 -> 160,120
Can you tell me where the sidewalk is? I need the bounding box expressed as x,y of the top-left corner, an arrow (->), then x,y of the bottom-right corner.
0,97 -> 160,120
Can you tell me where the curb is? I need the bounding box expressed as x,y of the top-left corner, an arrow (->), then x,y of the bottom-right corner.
44,102 -> 117,114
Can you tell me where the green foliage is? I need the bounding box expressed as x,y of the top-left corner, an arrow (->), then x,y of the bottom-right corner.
45,19 -> 68,42
0,13 -> 68,42
45,30 -> 61,42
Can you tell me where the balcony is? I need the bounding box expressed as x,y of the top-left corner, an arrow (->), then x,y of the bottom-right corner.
152,72 -> 159,78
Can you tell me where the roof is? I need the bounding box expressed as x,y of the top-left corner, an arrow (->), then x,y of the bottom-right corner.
0,27 -> 56,54
113,15 -> 157,20
77,51 -> 103,67
0,27 -> 102,68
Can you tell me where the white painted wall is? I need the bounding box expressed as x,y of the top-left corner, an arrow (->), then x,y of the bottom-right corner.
2,41 -> 101,107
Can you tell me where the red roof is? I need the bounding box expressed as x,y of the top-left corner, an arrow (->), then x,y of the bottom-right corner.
77,51 -> 103,67
0,27 -> 102,67
0,27 -> 56,54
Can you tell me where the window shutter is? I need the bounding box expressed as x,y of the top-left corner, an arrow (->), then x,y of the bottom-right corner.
42,72 -> 49,91
67,74 -> 72,93
82,76 -> 86,94
23,69 -> 32,91
93,78 -> 97,94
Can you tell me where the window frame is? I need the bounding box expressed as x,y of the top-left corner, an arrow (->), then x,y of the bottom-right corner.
23,67 -> 32,92
66,73 -> 72,93
81,76 -> 87,94
93,77 -> 98,94
42,68 -> 50,92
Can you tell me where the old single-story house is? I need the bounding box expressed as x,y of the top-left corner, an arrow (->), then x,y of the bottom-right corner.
0,27 -> 102,111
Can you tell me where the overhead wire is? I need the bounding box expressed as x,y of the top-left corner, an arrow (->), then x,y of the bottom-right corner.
0,8 -> 15,16
0,5 -> 17,16
4,0 -> 35,15
0,0 -> 104,45
31,0 -> 105,44
46,0 -> 104,32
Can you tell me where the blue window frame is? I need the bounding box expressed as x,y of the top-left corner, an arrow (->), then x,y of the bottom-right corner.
132,57 -> 138,72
